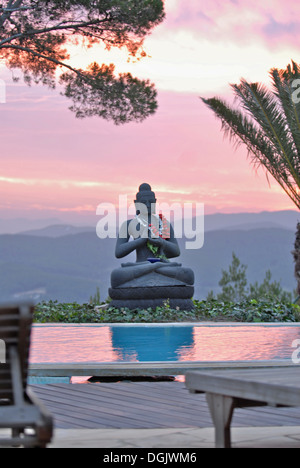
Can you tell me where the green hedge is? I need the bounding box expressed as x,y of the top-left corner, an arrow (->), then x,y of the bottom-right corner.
33,299 -> 300,323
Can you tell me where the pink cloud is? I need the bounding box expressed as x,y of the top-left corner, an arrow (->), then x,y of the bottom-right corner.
1,2 -> 298,225
0,79 -> 295,222
164,0 -> 300,49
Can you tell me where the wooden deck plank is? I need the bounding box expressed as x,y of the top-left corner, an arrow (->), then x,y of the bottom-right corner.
28,360 -> 295,378
28,382 -> 300,430
72,382 -> 199,411
62,382 -> 200,418
28,396 -> 150,429
30,383 -> 190,428
30,382 -> 213,428
245,405 -> 300,425
27,389 -> 138,424
31,383 -> 209,428
33,382 -> 190,416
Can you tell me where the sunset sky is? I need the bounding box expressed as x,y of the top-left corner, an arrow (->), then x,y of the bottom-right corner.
1,0 -> 299,228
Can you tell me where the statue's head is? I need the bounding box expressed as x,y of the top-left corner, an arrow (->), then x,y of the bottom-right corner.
134,183 -> 156,216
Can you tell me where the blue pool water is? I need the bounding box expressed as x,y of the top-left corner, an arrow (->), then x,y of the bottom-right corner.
30,323 -> 300,364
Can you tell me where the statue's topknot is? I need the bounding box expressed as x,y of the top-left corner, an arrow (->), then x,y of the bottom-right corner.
135,183 -> 156,202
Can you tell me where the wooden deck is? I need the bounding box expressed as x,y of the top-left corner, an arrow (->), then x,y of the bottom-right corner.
29,381 -> 300,430
28,359 -> 296,379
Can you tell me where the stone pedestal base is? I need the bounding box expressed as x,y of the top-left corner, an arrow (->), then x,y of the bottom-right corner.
108,285 -> 194,311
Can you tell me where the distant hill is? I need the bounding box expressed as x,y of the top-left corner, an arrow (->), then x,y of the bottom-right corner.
0,209 -> 299,235
0,217 -> 63,234
20,224 -> 95,238
203,209 -> 300,232
0,222 -> 297,303
0,232 -> 118,303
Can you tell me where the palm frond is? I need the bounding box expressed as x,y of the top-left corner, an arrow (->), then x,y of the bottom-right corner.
201,95 -> 300,209
270,63 -> 300,176
232,80 -> 300,187
201,61 -> 300,210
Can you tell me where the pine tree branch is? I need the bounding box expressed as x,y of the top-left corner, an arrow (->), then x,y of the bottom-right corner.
0,0 -> 23,28
0,42 -> 94,81
0,17 -> 111,47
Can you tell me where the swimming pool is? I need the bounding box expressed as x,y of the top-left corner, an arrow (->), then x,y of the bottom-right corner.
29,322 -> 300,364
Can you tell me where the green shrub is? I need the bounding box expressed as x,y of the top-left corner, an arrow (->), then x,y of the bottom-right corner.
33,298 -> 300,323
208,252 -> 294,304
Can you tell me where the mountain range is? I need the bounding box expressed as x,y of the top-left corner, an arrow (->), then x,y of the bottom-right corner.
0,210 -> 299,304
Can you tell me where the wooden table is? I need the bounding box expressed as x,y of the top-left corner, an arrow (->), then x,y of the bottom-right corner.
185,367 -> 300,448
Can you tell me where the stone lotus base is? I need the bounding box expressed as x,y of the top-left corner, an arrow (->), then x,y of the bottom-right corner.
108,285 -> 194,311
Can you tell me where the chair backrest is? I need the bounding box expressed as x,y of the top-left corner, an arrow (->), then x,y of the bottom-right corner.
0,303 -> 33,404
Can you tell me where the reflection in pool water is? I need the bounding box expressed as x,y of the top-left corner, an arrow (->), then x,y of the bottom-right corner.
111,327 -> 194,361
29,323 -> 300,363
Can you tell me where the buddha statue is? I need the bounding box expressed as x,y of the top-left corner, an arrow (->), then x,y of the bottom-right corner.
108,183 -> 195,310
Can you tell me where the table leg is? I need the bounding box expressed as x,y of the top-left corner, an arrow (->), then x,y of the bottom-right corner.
206,393 -> 235,448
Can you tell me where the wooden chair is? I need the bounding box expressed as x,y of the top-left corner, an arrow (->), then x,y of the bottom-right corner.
0,302 -> 53,447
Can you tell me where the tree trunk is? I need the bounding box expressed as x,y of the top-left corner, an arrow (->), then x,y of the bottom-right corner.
293,222 -> 300,297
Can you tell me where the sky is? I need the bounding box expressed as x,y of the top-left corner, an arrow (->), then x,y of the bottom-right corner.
0,0 -> 299,228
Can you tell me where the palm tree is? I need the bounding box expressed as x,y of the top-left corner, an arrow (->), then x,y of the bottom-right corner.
201,60 -> 300,297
